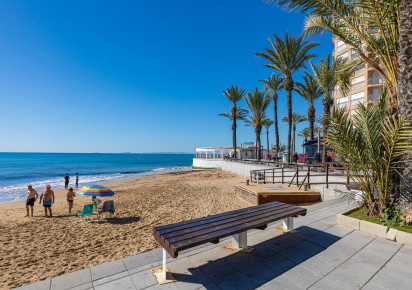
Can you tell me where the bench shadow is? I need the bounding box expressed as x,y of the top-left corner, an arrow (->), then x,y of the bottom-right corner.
172,226 -> 342,289
94,216 -> 140,224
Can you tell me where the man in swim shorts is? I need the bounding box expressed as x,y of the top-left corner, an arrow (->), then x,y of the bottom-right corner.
64,173 -> 70,189
26,185 -> 39,217
39,185 -> 55,217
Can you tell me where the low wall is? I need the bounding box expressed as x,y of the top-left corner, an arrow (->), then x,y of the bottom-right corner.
192,158 -> 224,168
221,161 -> 273,177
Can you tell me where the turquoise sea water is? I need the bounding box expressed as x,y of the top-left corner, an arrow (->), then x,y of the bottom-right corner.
0,153 -> 193,203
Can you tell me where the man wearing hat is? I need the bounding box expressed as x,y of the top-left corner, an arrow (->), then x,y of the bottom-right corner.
39,185 -> 55,217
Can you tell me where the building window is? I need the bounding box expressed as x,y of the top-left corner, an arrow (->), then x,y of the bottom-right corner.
337,51 -> 348,61
351,75 -> 365,90
369,88 -> 382,100
354,65 -> 365,73
351,49 -> 360,59
337,40 -> 347,52
368,72 -> 384,85
351,91 -> 365,106
336,96 -> 348,108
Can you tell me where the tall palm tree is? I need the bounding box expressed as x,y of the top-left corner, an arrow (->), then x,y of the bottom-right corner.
398,0 -> 412,211
267,0 -> 400,106
310,54 -> 353,162
259,73 -> 283,152
262,119 -> 274,154
220,86 -> 246,159
256,32 -> 318,162
282,112 -> 307,153
244,88 -> 272,161
295,72 -> 324,140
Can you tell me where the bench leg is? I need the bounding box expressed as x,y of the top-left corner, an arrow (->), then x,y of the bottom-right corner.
282,217 -> 295,232
162,249 -> 167,280
230,231 -> 254,252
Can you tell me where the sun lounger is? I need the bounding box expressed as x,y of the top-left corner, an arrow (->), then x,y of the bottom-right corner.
153,201 -> 307,282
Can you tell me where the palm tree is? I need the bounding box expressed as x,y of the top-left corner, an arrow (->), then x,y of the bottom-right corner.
256,32 -> 318,162
267,0 -> 400,106
398,0 -> 412,212
262,119 -> 274,155
298,127 -> 311,154
310,54 -> 353,162
259,73 -> 283,152
328,91 -> 412,218
298,127 -> 311,143
220,86 -> 246,159
282,112 -> 307,154
295,72 -> 324,140
273,143 -> 287,153
244,88 -> 272,161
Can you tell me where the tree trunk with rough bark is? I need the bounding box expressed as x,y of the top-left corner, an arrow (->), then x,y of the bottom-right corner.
266,129 -> 270,154
308,105 -> 315,140
322,93 -> 333,162
399,0 -> 412,212
273,93 -> 280,151
256,125 -> 262,161
284,76 -> 293,163
231,105 -> 237,159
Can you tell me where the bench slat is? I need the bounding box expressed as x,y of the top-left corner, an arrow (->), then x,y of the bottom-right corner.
154,201 -> 283,233
160,203 -> 292,241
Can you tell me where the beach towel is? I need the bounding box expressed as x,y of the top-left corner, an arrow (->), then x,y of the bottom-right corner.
101,200 -> 115,214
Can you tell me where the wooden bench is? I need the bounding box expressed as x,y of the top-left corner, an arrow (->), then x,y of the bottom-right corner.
153,201 -> 307,282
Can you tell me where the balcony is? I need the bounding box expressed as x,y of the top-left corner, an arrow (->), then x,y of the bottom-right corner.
352,82 -> 364,90
368,76 -> 384,85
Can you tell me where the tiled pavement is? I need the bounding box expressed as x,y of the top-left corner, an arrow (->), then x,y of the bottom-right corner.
16,199 -> 412,290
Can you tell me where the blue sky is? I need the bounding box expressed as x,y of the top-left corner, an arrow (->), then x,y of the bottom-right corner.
0,0 -> 333,153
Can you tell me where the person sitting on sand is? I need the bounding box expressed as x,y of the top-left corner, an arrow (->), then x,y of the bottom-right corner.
66,188 -> 76,214
39,185 -> 55,217
26,185 -> 39,217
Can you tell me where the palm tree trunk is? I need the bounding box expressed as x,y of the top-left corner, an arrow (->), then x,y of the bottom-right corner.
284,77 -> 293,163
274,94 -> 280,151
293,125 -> 296,154
266,129 -> 270,154
322,94 -> 333,162
308,105 -> 315,140
398,0 -> 412,211
256,126 -> 262,161
232,106 -> 237,159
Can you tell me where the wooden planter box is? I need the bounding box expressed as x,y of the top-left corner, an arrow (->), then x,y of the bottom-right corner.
337,207 -> 412,246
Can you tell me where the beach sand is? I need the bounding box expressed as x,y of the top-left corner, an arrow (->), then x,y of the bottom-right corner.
0,169 -> 250,289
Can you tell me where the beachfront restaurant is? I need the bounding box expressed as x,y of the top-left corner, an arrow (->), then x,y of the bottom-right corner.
195,143 -> 266,160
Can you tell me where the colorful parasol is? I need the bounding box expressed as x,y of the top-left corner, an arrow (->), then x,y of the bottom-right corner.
76,184 -> 114,197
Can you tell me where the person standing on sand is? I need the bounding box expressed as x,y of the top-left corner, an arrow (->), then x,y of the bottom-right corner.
66,187 -> 75,214
25,185 -> 38,217
39,185 -> 55,217
64,173 -> 70,189
75,173 -> 79,188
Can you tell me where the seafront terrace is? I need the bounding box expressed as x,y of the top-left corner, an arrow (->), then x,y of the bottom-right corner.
17,199 -> 412,290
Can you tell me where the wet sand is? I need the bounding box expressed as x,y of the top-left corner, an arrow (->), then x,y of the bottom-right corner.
0,169 -> 250,289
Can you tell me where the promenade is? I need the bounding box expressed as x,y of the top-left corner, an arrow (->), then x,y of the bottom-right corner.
18,199 -> 412,290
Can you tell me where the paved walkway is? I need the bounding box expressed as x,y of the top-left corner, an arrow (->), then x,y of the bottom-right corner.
17,199 -> 412,290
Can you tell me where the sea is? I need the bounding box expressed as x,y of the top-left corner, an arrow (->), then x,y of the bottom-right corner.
0,152 -> 194,203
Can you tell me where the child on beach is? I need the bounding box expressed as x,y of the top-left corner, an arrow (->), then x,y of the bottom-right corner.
25,185 -> 39,217
66,188 -> 76,214
39,185 -> 55,217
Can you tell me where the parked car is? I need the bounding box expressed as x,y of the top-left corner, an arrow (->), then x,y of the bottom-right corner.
298,153 -> 306,162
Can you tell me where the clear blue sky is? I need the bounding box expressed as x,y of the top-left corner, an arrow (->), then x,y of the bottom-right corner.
0,0 -> 333,153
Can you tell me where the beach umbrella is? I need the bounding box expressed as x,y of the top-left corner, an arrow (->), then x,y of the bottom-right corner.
76,184 -> 114,197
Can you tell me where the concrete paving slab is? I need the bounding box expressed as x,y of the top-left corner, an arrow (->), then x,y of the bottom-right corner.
91,259 -> 128,281
216,271 -> 260,290
15,279 -> 51,290
50,268 -> 91,290
93,271 -> 130,287
173,268 -> 217,290
261,275 -> 303,290
198,258 -> 238,282
308,277 -> 344,290
130,268 -> 157,289
282,265 -> 323,288
123,252 -> 158,270
94,275 -> 136,290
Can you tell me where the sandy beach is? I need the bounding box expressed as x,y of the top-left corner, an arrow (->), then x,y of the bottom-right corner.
0,169 -> 250,289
